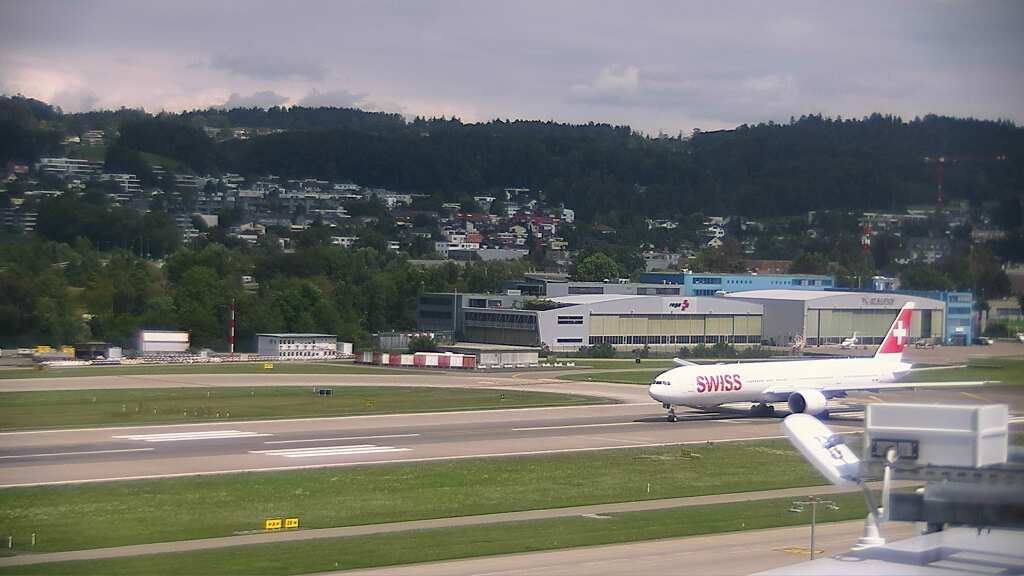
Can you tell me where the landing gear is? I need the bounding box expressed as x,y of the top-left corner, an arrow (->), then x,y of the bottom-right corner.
749,403 -> 776,417
666,406 -> 678,422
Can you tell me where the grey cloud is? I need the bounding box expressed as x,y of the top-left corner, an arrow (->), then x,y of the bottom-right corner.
50,88 -> 100,113
1,1 -> 1021,135
209,53 -> 328,81
298,88 -> 366,108
219,91 -> 290,109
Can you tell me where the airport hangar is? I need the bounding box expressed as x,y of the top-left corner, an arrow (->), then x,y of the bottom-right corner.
418,292 -> 764,353
723,289 -> 946,347
417,287 -> 945,353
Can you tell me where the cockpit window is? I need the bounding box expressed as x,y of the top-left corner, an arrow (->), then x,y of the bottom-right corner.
652,379 -> 670,386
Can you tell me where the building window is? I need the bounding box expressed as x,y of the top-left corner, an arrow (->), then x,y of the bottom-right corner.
556,337 -> 583,343
568,286 -> 604,295
692,277 -> 722,285
557,316 -> 584,325
468,299 -> 487,308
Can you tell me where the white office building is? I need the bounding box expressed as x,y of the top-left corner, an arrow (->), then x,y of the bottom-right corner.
257,333 -> 338,358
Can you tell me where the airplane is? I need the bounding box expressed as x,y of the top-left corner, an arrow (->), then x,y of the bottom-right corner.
839,332 -> 859,349
649,302 -> 989,421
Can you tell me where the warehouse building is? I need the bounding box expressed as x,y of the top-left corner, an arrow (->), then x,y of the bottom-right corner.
724,290 -> 946,347
417,292 -> 763,352
136,330 -> 190,354
256,333 -> 339,358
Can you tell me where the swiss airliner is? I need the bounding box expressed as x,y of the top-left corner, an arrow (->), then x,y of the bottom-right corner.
649,302 -> 988,421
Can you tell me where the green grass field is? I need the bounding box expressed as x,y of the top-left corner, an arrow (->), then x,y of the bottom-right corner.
904,357 -> 1024,386
0,493 -> 865,576
0,361 -> 407,380
0,386 -> 606,430
560,369 -> 662,384
563,358 -> 677,370
0,440 -> 827,553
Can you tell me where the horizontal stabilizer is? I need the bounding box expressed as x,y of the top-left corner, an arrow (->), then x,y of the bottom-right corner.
673,358 -> 698,367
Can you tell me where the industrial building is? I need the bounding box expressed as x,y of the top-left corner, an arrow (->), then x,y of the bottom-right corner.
639,271 -> 836,296
439,343 -> 541,368
417,292 -> 764,352
256,333 -> 340,358
136,330 -> 190,354
724,290 -> 946,347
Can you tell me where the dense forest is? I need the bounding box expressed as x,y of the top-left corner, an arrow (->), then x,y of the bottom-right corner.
0,232 -> 531,349
3,95 -> 1022,224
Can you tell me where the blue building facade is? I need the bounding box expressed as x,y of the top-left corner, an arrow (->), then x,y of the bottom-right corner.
890,290 -> 974,345
639,272 -> 835,296
638,271 -> 974,345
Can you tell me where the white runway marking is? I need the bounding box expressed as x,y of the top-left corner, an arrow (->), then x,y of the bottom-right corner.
112,430 -> 271,442
0,448 -> 154,459
251,444 -> 410,458
262,434 -> 419,445
0,434 -> 806,487
513,422 -> 639,431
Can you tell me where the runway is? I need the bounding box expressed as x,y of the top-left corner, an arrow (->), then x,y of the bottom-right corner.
1,371 -> 1021,488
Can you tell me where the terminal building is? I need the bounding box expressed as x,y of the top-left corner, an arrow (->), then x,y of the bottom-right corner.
417,292 -> 764,352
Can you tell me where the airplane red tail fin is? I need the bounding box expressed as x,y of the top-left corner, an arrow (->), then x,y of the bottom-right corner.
874,302 -> 915,359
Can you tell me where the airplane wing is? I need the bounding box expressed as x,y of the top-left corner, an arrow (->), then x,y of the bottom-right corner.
673,358 -> 698,367
764,380 -> 994,395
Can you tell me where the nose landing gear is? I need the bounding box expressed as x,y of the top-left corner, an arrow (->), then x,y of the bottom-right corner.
663,403 -> 678,422
749,403 -> 776,417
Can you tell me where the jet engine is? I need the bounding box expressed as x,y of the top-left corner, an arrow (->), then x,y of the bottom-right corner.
787,389 -> 828,416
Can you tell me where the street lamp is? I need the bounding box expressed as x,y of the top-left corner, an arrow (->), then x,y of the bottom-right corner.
789,496 -> 839,561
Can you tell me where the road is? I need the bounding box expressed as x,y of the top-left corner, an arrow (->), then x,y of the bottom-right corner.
2,371 -> 1021,487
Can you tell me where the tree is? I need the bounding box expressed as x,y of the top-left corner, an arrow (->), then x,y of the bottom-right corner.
408,335 -> 438,353
899,263 -> 953,291
573,252 -> 622,281
790,252 -> 831,275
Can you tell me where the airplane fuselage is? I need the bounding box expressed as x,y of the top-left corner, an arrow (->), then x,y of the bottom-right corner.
649,356 -> 912,409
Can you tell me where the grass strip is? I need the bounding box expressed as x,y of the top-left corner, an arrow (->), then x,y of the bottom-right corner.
0,386 -> 606,430
0,493 -> 866,576
560,369 -> 661,384
904,358 -> 1024,386
0,440 -> 826,553
0,362 -> 410,380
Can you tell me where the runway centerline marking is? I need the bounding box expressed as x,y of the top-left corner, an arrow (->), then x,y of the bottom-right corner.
263,434 -> 419,445
112,430 -> 272,442
513,422 -> 639,431
250,444 -> 411,458
0,434 -> 805,488
0,448 -> 154,459
960,391 -> 988,401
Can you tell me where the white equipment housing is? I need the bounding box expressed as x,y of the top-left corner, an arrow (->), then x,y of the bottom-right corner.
864,403 -> 1008,469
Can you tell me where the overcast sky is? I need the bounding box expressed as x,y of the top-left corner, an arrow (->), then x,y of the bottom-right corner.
1,1 -> 1021,134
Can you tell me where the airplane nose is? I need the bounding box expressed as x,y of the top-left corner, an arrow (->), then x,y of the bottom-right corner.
648,383 -> 664,403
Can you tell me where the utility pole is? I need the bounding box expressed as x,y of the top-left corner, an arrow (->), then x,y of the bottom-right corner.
789,497 -> 839,561
228,299 -> 236,355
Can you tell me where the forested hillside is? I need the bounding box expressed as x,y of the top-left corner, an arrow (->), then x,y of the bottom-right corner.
3,95 -> 1022,223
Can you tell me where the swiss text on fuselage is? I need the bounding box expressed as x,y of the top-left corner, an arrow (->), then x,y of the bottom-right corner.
695,374 -> 743,393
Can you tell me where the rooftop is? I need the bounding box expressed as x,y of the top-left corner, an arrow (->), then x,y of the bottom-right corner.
256,333 -> 336,338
